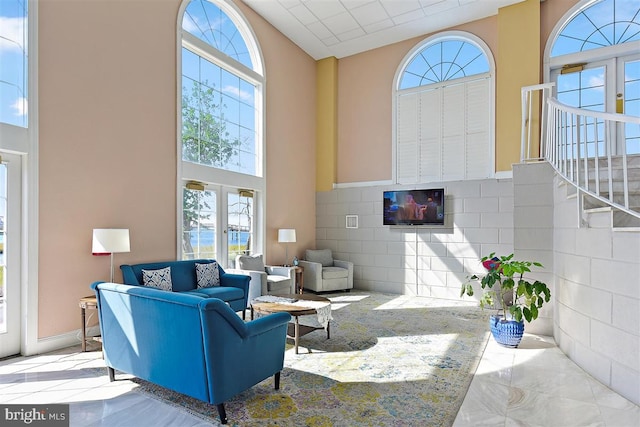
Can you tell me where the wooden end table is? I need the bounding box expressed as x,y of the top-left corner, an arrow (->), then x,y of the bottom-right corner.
292,265 -> 304,294
79,296 -> 102,352
251,294 -> 330,354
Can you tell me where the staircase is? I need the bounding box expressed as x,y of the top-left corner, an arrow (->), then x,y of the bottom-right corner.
577,155 -> 640,229
521,85 -> 640,231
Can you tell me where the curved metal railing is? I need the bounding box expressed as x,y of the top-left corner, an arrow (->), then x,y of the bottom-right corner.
522,85 -> 640,221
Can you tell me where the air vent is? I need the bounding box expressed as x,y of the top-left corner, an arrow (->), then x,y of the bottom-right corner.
346,215 -> 358,229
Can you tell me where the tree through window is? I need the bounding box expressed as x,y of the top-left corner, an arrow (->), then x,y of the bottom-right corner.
180,0 -> 263,264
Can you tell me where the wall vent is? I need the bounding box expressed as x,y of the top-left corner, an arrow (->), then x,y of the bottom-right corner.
346,215 -> 358,229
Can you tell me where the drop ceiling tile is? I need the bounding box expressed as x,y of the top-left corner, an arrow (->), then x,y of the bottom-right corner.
421,0 -> 459,15
336,27 -> 366,42
362,18 -> 395,34
419,0 -> 447,7
307,21 -> 334,40
241,0 -> 526,60
305,0 -> 348,20
340,0 -> 377,10
381,0 -> 422,17
288,3 -> 318,25
322,35 -> 341,46
350,1 -> 390,27
278,0 -> 302,9
323,11 -> 360,34
392,8 -> 425,25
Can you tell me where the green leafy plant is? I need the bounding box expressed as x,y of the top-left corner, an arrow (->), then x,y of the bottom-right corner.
460,253 -> 551,323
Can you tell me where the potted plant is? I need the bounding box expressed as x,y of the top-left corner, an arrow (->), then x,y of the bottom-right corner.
460,253 -> 551,348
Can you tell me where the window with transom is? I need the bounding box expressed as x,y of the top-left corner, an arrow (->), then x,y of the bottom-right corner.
394,32 -> 494,184
179,0 -> 264,265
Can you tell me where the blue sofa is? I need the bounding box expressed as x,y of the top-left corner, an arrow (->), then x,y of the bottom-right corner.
91,281 -> 291,424
120,259 -> 249,318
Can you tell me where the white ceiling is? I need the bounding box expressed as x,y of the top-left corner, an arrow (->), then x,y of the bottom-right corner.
241,0 -> 525,60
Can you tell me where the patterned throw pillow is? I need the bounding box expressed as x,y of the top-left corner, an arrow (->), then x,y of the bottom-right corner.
142,267 -> 173,291
196,262 -> 220,288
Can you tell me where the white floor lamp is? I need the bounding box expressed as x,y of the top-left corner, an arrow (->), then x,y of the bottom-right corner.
277,228 -> 296,266
92,228 -> 131,282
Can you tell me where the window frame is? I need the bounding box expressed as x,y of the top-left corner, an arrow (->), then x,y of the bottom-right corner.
177,0 -> 265,264
392,31 -> 496,184
544,0 -> 640,156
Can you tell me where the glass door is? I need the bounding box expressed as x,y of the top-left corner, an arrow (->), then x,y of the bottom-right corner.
0,152 -> 21,358
226,189 -> 254,264
619,56 -> 640,154
553,61 -> 607,158
182,186 -> 217,261
182,185 -> 256,268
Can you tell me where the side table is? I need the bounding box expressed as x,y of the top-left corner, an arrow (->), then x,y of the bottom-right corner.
79,296 -> 101,352
292,265 -> 304,294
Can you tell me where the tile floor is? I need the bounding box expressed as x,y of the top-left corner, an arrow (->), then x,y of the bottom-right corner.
1,333 -> 638,426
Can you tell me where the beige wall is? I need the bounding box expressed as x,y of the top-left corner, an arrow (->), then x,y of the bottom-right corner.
334,0 -> 582,184
37,0 -> 316,338
336,17 -> 498,183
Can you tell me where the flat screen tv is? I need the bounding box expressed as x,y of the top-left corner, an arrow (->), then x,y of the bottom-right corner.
383,188 -> 445,226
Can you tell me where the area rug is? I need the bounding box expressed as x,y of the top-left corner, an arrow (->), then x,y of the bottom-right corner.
132,291 -> 490,426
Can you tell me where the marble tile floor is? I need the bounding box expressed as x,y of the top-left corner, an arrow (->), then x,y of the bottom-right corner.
453,335 -> 640,427
1,336 -> 638,426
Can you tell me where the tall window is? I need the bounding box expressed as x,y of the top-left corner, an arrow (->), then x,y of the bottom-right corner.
0,0 -> 29,357
547,0 -> 640,155
180,0 -> 264,265
0,0 -> 28,128
395,32 -> 494,184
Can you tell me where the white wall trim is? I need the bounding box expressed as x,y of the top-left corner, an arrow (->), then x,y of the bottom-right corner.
334,180 -> 394,189
23,0 -> 39,357
494,170 -> 513,180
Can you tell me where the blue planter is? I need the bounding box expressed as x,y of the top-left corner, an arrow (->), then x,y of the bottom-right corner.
489,315 -> 524,348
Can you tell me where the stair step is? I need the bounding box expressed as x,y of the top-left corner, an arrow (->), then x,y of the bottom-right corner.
613,210 -> 640,228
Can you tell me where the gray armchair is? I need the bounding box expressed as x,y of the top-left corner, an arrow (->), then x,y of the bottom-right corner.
234,254 -> 294,303
298,249 -> 353,293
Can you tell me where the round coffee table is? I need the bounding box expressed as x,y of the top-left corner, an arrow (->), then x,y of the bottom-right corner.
251,294 -> 331,354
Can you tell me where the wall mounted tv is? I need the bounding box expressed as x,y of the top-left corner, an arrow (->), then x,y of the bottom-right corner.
383,188 -> 445,226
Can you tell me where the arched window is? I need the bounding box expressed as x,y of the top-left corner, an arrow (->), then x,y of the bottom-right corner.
179,0 -> 264,265
394,32 -> 494,184
546,0 -> 640,155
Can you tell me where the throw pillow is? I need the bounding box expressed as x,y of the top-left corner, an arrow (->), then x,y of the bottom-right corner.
196,262 -> 220,288
142,267 -> 173,291
236,254 -> 265,272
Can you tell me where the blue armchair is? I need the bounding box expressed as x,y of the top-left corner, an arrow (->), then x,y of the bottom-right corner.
91,281 -> 291,424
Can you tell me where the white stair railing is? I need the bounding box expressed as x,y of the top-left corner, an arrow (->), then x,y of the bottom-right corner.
522,85 -> 640,221
521,83 -> 555,162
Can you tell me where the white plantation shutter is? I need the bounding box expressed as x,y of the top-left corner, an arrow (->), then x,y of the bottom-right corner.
396,77 -> 491,183
397,93 -> 419,184
465,79 -> 491,179
419,90 -> 441,182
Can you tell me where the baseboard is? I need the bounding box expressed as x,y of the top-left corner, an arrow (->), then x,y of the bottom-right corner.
25,326 -> 100,356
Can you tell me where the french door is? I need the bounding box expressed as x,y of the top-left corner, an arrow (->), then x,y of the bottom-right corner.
182,184 -> 255,268
552,54 -> 640,156
0,152 -> 22,358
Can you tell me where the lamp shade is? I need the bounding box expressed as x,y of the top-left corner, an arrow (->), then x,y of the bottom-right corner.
92,229 -> 130,254
277,228 -> 296,243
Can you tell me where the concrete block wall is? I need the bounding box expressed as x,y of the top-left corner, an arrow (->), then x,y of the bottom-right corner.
512,163 -> 555,336
315,177 -> 516,302
551,171 -> 640,405
314,162 -> 639,404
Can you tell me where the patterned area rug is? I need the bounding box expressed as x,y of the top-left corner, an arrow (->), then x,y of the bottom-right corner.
132,291 -> 490,426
